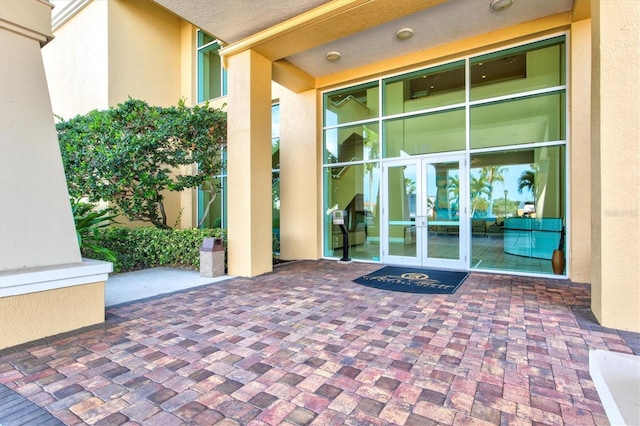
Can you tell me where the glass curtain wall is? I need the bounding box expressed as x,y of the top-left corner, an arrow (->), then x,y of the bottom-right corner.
197,30 -> 227,103
323,83 -> 381,261
272,104 -> 281,254
469,147 -> 565,273
322,35 -> 567,275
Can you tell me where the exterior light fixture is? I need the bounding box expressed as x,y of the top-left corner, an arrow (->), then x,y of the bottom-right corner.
396,28 -> 414,41
326,51 -> 341,62
490,0 -> 513,11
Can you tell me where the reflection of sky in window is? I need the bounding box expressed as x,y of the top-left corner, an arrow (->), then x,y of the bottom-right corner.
271,104 -> 280,138
325,110 -> 337,127
325,129 -> 337,159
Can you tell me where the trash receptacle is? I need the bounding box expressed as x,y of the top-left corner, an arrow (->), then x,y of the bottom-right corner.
200,237 -> 224,277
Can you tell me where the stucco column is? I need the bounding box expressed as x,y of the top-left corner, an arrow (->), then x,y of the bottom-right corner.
590,0 -> 640,332
569,19 -> 592,283
278,87 -> 320,260
0,0 -> 111,349
226,49 -> 273,277
0,1 -> 81,269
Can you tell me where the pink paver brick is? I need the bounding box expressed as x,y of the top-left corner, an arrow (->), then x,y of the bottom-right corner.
0,261 -> 636,426
413,400 -> 457,424
256,399 -> 297,425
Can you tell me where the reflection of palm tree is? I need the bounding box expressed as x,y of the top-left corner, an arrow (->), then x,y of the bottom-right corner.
481,166 -> 507,217
362,125 -> 379,161
447,175 -> 460,213
470,175 -> 490,217
363,125 -> 379,219
404,178 -> 416,195
427,198 -> 435,220
518,165 -> 538,204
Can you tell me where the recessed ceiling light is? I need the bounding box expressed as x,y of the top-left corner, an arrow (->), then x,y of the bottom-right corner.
396,28 -> 414,41
490,0 -> 513,11
326,51 -> 341,62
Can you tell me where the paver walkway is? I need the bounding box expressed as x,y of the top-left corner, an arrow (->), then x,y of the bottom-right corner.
1,260 -> 638,425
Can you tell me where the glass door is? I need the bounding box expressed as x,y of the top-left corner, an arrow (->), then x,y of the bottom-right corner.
381,154 -> 467,269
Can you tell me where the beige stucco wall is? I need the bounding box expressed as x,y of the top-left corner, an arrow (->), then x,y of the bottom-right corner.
108,0 -> 182,107
590,0 -> 640,332
43,0 -> 109,119
0,282 -> 105,349
569,19 -> 592,283
179,22 -> 199,228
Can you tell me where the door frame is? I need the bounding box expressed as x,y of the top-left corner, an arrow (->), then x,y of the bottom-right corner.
381,153 -> 469,269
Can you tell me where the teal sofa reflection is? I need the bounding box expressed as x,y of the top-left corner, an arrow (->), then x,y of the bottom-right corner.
504,218 -> 563,259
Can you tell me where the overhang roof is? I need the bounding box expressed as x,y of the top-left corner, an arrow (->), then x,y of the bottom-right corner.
151,0 -> 587,90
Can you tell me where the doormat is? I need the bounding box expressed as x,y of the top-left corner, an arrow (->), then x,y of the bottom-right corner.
353,266 -> 468,294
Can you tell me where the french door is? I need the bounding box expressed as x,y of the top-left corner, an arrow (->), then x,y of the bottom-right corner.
381,153 -> 468,269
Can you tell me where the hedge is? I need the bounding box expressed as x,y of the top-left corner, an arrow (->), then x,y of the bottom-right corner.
84,227 -> 225,273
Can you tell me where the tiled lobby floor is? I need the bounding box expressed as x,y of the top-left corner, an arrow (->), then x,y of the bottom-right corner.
1,260 -> 638,425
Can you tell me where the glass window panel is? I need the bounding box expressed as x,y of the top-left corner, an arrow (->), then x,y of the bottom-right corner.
383,61 -> 465,116
427,162 -> 460,260
271,104 -> 280,139
324,82 -> 379,126
469,146 -> 565,274
272,138 -> 280,170
323,163 -> 380,261
470,36 -> 565,101
197,40 -> 226,102
197,31 -> 215,48
470,91 -> 565,149
272,104 -> 280,170
199,176 -> 226,229
387,163 -> 417,257
383,108 -> 465,158
272,172 -> 280,254
323,123 -> 379,164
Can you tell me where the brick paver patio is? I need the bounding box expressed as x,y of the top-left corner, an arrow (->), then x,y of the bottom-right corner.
1,260 -> 637,425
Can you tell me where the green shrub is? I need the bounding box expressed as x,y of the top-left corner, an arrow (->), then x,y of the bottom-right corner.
88,227 -> 225,273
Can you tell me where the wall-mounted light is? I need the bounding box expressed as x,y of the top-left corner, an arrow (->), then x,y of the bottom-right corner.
490,0 -> 513,11
326,51 -> 341,62
396,27 -> 414,41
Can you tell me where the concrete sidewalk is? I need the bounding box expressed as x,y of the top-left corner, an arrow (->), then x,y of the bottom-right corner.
105,267 -> 232,307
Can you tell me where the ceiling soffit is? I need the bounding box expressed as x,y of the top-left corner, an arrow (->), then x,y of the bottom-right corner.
220,0 -> 449,62
151,0 -> 330,44
315,12 -> 573,90
152,0 -> 578,91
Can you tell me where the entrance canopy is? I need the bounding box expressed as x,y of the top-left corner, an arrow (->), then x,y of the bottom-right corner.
152,0 -> 585,92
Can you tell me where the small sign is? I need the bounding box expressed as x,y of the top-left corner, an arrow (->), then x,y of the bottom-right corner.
332,210 -> 344,225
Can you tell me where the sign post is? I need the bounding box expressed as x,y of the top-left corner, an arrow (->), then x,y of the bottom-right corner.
332,210 -> 351,262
